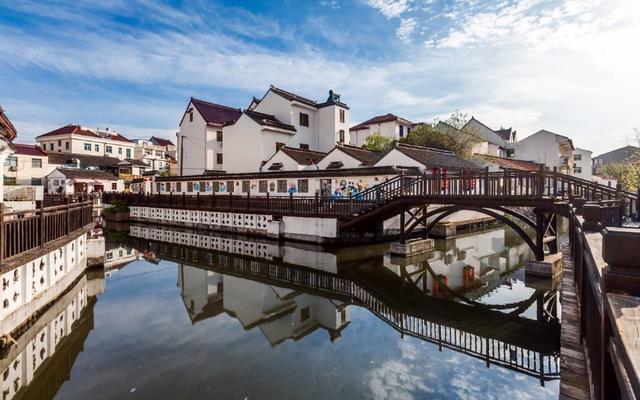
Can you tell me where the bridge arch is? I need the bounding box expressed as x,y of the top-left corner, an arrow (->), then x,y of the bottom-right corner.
401,205 -> 544,260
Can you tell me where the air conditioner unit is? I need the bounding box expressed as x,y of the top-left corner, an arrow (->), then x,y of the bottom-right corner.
8,166 -> 16,171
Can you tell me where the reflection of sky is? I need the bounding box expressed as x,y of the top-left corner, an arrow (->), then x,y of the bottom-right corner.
53,256 -> 559,400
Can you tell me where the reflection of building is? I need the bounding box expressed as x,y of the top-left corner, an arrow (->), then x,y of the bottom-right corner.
176,264 -> 349,344
104,245 -> 139,276
177,265 -> 224,323
385,228 -> 531,297
0,272 -> 100,400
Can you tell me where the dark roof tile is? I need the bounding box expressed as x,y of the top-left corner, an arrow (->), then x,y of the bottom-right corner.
393,143 -> 481,170
11,143 -> 47,157
244,110 -> 296,132
189,98 -> 242,126
350,113 -> 412,131
49,169 -> 119,181
334,144 -> 383,166
281,146 -> 326,165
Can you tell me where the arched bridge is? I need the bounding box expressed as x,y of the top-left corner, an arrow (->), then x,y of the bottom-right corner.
107,167 -> 638,261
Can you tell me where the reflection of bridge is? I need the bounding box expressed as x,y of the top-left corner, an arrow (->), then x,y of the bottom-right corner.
124,234 -> 561,384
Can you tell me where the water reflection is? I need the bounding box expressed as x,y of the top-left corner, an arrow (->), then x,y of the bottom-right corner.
124,224 -> 560,383
3,223 -> 562,399
0,270 -> 103,400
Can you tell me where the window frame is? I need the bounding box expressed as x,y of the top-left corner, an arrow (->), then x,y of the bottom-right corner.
299,112 -> 309,127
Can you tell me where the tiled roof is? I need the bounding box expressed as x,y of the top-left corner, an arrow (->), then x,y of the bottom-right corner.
268,86 -> 349,109
495,127 -> 514,141
36,124 -> 133,143
150,136 -> 174,147
350,113 -> 412,131
281,146 -> 326,165
11,143 -> 47,157
244,110 -> 296,132
593,145 -> 640,164
189,98 -> 242,126
50,169 -> 119,181
474,154 -> 543,171
0,107 -> 17,142
393,143 -> 481,170
46,152 -> 121,168
334,144 -> 383,166
117,158 -> 148,167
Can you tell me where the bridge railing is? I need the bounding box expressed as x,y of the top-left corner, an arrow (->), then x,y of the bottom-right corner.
106,168 -> 640,222
0,196 -> 94,264
569,211 -> 640,399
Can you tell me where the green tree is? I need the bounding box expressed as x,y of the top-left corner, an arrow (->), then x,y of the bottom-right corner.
602,127 -> 640,191
362,132 -> 395,153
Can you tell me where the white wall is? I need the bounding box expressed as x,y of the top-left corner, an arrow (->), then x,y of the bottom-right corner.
375,149 -> 424,169
223,115 -> 268,173
177,100 -> 209,175
514,132 -> 572,172
38,134 -> 134,160
573,148 -> 592,181
316,149 -> 361,170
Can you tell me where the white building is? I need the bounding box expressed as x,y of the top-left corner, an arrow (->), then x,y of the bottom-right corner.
262,146 -> 326,171
46,168 -> 123,194
177,86 -> 350,175
36,125 -> 135,161
513,129 -> 574,174
3,144 -> 48,186
572,148 -> 592,181
349,113 -> 413,147
0,107 -> 17,203
316,144 -> 383,170
134,139 -> 168,172
461,117 -> 514,158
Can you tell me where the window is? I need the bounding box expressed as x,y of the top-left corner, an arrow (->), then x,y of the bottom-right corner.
176,182 -> 182,192
216,153 -> 223,164
399,125 -> 404,137
189,111 -> 193,122
65,141 -> 69,150
4,156 -> 16,167
31,158 -> 42,168
227,181 -> 235,192
339,109 -> 345,123
106,145 -> 113,153
339,130 -> 345,143
3,177 -> 15,185
145,149 -> 153,155
118,147 -> 122,155
155,150 -> 163,156
57,140 -> 61,146
259,180 -> 268,193
299,143 -> 309,150
187,182 -> 193,192
216,130 -> 223,142
574,154 -> 582,161
156,183 -> 161,193
111,182 -> 117,190
298,179 -> 309,193
84,143 -> 91,151
199,182 -> 206,193
50,143 -> 54,151
94,144 -> 99,152
277,180 -> 287,193
212,181 -> 220,192
276,142 -> 285,152
574,167 -> 582,174
31,178 -> 42,186
126,149 -> 132,158
242,180 -> 250,193
300,306 -> 310,322
299,112 -> 309,127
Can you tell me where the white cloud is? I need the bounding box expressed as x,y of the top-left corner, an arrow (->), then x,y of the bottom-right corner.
396,18 -> 417,43
366,0 -> 411,19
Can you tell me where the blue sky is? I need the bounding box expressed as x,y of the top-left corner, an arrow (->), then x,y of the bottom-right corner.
0,0 -> 638,153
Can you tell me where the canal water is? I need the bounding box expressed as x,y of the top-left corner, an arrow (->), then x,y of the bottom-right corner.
3,224 -> 562,400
